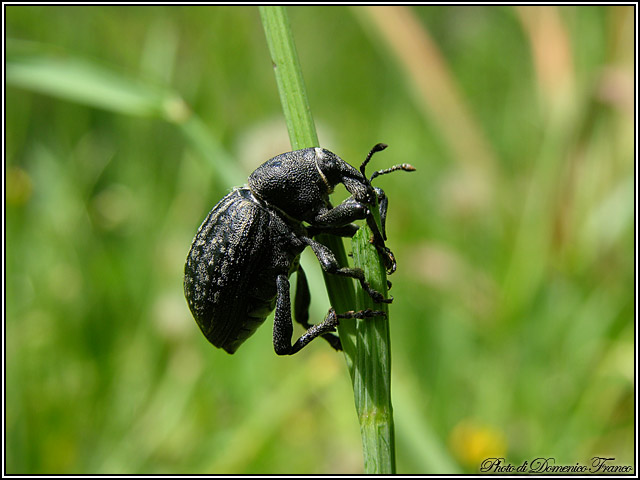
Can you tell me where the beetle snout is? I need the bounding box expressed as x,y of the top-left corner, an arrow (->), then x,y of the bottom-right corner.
352,183 -> 376,206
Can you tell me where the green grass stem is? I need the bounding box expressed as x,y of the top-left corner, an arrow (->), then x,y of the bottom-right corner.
259,5 -> 358,359
259,6 -> 395,473
351,224 -> 395,474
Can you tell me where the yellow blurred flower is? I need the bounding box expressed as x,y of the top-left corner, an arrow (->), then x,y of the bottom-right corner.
449,419 -> 507,469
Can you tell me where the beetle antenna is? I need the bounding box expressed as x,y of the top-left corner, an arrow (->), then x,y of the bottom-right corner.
369,163 -> 416,183
360,143 -> 388,177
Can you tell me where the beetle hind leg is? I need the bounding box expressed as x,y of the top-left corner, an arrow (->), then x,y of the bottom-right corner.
290,308 -> 385,355
273,273 -> 341,355
273,273 -> 384,355
294,266 -> 342,351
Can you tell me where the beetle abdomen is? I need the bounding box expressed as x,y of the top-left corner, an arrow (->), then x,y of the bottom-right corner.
184,188 -> 280,353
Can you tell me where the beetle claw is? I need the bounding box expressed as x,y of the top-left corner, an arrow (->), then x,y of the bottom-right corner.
374,243 -> 397,274
337,308 -> 386,320
362,281 -> 393,304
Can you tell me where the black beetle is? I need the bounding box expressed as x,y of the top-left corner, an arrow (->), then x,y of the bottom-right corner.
184,143 -> 414,355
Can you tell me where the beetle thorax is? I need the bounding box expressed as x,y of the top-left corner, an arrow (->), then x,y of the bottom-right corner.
248,148 -> 333,223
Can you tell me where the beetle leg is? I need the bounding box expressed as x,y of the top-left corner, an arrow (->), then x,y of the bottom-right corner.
312,196 -> 396,274
307,223 -> 359,238
370,240 -> 397,275
302,237 -> 393,304
289,308 -> 385,355
294,266 -> 342,351
273,274 -> 297,355
314,194 -> 394,274
274,274 -> 339,355
361,212 -> 397,274
274,273 -> 383,355
312,198 -> 369,227
373,187 -> 388,241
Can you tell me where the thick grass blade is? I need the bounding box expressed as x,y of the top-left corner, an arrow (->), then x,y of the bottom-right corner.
259,7 -> 395,472
351,163 -> 395,474
259,6 -> 358,362
351,211 -> 395,474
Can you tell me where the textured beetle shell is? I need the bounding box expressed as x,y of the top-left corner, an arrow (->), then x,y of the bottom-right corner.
184,187 -> 304,354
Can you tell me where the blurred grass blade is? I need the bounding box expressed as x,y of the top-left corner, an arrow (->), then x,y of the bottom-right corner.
394,378 -> 461,473
6,49 -> 245,188
7,54 -> 170,118
353,6 -> 497,177
514,6 -> 574,109
176,115 -> 245,187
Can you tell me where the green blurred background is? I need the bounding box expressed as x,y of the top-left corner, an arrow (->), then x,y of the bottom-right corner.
5,5 -> 635,474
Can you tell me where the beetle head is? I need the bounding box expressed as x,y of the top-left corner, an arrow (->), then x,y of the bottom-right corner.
313,148 -> 366,197
315,143 -> 415,214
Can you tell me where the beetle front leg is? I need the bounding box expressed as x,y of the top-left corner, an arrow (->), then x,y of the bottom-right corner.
312,197 -> 369,227
370,187 -> 398,274
313,196 -> 396,275
302,237 -> 392,304
307,223 -> 359,239
374,186 -> 388,241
